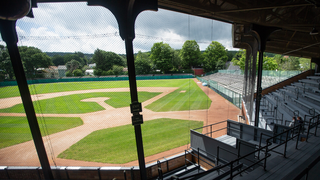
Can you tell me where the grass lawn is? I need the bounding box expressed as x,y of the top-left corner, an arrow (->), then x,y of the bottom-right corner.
0,92 -> 160,114
145,80 -> 211,111
0,79 -> 211,113
0,79 -> 189,99
58,118 -> 203,164
0,116 -> 83,149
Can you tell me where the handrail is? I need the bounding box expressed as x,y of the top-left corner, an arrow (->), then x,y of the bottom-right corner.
305,114 -> 320,142
293,155 -> 320,180
202,127 -> 227,137
193,120 -> 227,131
182,115 -> 320,179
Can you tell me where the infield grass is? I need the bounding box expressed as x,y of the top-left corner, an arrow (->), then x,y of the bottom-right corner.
0,92 -> 160,114
0,116 -> 83,149
58,118 -> 203,164
0,79 -> 211,113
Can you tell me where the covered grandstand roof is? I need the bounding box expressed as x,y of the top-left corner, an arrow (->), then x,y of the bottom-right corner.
158,0 -> 320,59
36,0 -> 320,59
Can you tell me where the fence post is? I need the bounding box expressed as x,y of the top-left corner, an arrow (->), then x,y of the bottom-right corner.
184,150 -> 187,169
296,125 -> 301,149
264,139 -> 269,171
230,162 -> 233,179
197,148 -> 200,173
284,130 -> 289,158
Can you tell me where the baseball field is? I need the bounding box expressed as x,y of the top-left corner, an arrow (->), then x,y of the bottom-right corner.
0,78 -> 219,166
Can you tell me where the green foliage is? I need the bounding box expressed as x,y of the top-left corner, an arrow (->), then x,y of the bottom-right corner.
0,116 -> 83,149
203,41 -> 228,72
262,56 -> 278,70
66,71 -> 73,77
93,49 -> 125,73
281,56 -> 300,70
18,46 -> 53,78
66,59 -> 80,73
172,49 -> 182,70
102,70 -> 114,76
135,51 -> 152,75
150,42 -> 174,73
179,40 -> 202,69
299,58 -> 313,71
226,50 -> 238,61
58,118 -> 203,164
231,49 -> 246,70
112,65 -> 123,76
73,69 -> 84,76
64,52 -> 86,67
0,45 -> 14,80
51,55 -> 65,66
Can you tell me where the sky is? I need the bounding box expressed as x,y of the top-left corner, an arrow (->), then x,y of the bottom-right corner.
1,2 -> 238,54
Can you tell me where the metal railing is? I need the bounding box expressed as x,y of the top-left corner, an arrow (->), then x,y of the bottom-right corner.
172,114 -> 320,179
193,120 -> 228,138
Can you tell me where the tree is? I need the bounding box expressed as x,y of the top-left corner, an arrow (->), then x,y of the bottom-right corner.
64,52 -> 86,67
262,56 -> 278,70
135,51 -> 152,75
299,58 -> 313,71
73,69 -> 83,76
179,40 -> 201,69
280,56 -> 300,70
18,46 -> 52,77
52,55 -> 65,66
0,45 -> 14,80
92,49 -> 125,72
66,60 -> 80,73
172,50 -> 182,71
203,41 -> 228,72
150,42 -> 173,73
231,49 -> 246,70
112,65 -> 124,76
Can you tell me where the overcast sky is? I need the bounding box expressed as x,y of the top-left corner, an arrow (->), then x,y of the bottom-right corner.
1,2 -> 238,54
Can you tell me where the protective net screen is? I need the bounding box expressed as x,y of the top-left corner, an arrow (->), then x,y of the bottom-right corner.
0,2 -> 238,168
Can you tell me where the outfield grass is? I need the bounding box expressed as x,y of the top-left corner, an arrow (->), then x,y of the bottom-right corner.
0,116 -> 83,149
0,92 -> 160,114
58,118 -> 203,164
145,80 -> 211,111
0,79 -> 189,99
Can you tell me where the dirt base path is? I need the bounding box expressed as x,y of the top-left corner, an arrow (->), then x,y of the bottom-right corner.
0,79 -> 241,167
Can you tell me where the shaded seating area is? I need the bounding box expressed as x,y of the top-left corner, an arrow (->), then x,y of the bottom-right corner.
157,115 -> 320,180
259,75 -> 320,131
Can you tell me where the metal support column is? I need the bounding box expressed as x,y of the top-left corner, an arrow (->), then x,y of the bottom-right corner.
0,19 -> 54,180
87,0 -> 158,179
251,24 -> 280,127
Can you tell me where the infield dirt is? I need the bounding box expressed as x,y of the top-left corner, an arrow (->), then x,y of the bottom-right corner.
0,78 -> 240,166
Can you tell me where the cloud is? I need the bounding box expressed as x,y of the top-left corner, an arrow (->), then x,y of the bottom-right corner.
4,2 -> 238,54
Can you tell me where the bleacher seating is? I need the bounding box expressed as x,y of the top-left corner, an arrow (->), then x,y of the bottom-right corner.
259,75 -> 320,131
202,72 -> 290,95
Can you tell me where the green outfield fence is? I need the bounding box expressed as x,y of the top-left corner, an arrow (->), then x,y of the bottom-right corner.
0,74 -> 194,87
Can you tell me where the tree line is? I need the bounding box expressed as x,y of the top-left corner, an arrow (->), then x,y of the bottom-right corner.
0,41 -> 313,81
231,50 -> 313,71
